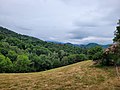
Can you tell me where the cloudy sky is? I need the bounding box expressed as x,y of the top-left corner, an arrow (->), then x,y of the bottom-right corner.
0,0 -> 120,44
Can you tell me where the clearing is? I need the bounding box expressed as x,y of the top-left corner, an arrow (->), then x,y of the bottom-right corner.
0,60 -> 120,90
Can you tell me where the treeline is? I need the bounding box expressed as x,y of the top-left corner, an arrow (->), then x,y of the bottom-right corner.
0,27 -> 103,73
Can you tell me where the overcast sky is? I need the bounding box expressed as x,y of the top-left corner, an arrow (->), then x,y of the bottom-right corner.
0,0 -> 120,44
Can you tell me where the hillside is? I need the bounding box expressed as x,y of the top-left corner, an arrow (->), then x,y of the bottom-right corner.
0,26 -> 88,73
0,60 -> 120,90
76,43 -> 110,48
0,26 -> 104,73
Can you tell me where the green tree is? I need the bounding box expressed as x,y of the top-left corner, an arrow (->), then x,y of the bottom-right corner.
0,34 -> 5,41
33,46 -> 51,56
0,55 -> 13,73
58,50 -> 66,61
94,52 -> 103,60
87,46 -> 103,60
113,20 -> 120,42
39,55 -> 53,70
61,56 -> 69,66
15,55 -> 31,72
0,48 -> 8,56
49,52 -> 61,68
79,54 -> 88,61
29,54 -> 42,71
7,50 -> 17,62
52,58 -> 61,68
112,20 -> 120,65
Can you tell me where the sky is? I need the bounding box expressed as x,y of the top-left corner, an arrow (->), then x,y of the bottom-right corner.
0,0 -> 120,44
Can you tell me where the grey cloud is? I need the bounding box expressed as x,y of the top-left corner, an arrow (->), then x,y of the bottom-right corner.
15,26 -> 32,31
69,26 -> 114,40
69,30 -> 90,39
0,0 -> 119,44
74,21 -> 99,27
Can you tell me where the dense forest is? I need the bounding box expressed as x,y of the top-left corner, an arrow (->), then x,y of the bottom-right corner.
0,27 -> 103,73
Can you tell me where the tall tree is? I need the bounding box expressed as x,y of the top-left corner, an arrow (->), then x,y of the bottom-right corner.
113,19 -> 120,42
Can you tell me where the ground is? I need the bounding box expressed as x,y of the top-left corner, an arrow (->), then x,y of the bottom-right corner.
0,60 -> 120,90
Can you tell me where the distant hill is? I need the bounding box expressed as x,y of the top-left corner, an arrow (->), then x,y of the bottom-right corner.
78,43 -> 110,48
48,41 -> 110,49
63,42 -> 110,48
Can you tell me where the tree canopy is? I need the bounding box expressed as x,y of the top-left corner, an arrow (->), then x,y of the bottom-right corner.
0,26 -> 103,73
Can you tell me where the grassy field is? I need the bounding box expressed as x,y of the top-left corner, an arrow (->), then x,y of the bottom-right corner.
0,60 -> 120,90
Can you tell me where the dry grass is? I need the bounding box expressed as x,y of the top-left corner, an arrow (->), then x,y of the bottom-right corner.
0,60 -> 120,90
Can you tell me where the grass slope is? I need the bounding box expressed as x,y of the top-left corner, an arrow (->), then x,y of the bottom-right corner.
0,60 -> 120,90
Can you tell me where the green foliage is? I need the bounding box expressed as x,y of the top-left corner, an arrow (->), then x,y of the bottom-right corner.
7,50 -> 17,62
113,20 -> 120,42
93,51 -> 103,60
61,56 -> 69,66
0,26 -> 100,73
0,55 -> 13,73
14,55 -> 31,72
52,58 -> 61,68
0,48 -> 8,56
58,50 -> 67,61
29,54 -> 41,71
0,34 -> 5,41
33,46 -> 51,56
61,54 -> 87,65
87,46 -> 103,60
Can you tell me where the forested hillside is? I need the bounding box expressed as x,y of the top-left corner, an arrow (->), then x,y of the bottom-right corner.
0,27 -> 103,73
